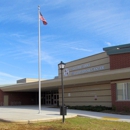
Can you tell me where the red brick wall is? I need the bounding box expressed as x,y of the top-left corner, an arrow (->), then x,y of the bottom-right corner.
0,90 -> 38,106
110,53 -> 130,111
110,53 -> 130,70
111,83 -> 130,111
4,92 -> 38,105
0,89 -> 4,106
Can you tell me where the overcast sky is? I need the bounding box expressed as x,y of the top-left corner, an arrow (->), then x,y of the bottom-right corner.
0,0 -> 130,84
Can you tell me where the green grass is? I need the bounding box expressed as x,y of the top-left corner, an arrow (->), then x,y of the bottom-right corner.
0,117 -> 130,130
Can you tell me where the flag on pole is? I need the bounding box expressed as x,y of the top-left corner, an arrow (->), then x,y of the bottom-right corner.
39,12 -> 47,25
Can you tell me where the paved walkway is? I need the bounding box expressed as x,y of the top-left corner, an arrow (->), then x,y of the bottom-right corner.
0,106 -> 130,123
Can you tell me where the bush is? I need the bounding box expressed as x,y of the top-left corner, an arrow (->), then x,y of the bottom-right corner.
67,105 -> 112,112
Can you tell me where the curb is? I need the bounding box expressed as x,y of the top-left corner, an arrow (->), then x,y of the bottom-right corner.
0,115 -> 77,124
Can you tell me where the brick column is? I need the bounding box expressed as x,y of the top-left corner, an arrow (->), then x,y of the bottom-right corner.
111,83 -> 130,111
0,89 -> 4,106
110,53 -> 130,70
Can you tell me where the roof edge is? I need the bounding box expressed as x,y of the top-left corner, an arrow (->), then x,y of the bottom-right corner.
103,43 -> 130,55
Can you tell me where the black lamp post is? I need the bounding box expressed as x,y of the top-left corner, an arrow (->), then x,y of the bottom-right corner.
58,61 -> 66,123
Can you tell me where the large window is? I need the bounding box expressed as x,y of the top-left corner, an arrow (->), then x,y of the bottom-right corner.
116,82 -> 130,101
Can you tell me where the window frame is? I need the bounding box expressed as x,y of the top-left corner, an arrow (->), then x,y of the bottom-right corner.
116,82 -> 130,101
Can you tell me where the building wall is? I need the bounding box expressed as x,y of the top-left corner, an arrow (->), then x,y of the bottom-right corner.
58,52 -> 112,107
111,83 -> 130,111
0,89 -> 3,106
110,53 -> 130,70
59,83 -> 111,107
17,78 -> 38,83
110,53 -> 130,111
0,91 -> 37,106
58,52 -> 110,78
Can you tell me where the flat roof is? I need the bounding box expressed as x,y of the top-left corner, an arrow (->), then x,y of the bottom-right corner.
103,43 -> 130,55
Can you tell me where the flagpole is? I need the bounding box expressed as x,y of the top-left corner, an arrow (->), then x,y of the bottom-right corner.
38,5 -> 41,114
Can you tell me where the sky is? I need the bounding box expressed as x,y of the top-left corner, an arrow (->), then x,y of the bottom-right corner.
0,0 -> 130,85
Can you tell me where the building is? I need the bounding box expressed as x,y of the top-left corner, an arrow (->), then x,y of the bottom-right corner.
0,43 -> 130,111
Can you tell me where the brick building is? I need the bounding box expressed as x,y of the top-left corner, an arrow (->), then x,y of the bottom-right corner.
0,43 -> 130,111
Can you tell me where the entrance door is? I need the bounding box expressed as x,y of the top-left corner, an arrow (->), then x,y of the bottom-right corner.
4,95 -> 9,106
45,94 -> 51,105
53,94 -> 58,105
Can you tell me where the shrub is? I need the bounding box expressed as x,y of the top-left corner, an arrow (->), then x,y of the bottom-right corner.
67,105 -> 112,112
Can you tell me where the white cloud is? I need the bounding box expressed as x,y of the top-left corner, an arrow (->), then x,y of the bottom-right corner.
105,42 -> 112,46
0,72 -> 21,85
0,72 -> 20,79
57,0 -> 130,42
41,0 -> 66,8
70,47 -> 92,52
0,62 -> 22,70
10,33 -> 24,38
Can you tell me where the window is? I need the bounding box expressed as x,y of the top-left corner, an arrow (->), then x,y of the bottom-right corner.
116,82 -> 130,101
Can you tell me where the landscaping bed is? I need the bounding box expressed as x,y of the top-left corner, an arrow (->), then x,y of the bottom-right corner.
68,105 -> 130,115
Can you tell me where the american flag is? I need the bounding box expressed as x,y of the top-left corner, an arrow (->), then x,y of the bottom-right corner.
39,12 -> 47,25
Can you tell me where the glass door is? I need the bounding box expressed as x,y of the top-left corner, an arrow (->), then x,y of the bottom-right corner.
53,94 -> 59,105
45,94 -> 51,105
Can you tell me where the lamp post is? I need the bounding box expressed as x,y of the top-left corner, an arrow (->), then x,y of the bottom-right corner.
58,61 -> 66,123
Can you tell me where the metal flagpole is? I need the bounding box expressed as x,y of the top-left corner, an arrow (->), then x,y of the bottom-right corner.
38,5 -> 41,114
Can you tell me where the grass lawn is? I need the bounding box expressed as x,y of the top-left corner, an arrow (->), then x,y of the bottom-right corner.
0,117 -> 130,130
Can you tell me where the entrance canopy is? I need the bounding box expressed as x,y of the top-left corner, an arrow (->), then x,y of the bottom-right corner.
1,67 -> 130,92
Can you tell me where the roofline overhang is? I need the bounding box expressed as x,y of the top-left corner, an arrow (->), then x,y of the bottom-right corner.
103,43 -> 130,55
1,67 -> 130,92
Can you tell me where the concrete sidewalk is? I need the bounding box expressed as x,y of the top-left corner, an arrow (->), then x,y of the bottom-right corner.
0,106 -> 130,123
